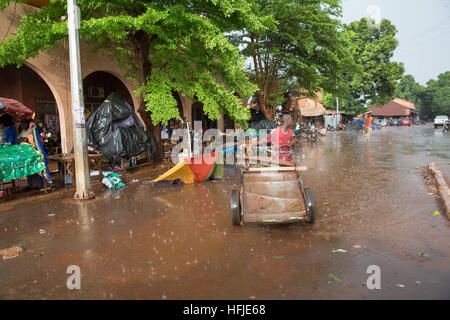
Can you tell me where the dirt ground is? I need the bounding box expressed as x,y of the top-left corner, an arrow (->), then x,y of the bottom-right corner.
0,124 -> 449,299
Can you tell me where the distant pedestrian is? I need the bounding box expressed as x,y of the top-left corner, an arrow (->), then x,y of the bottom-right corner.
364,113 -> 373,140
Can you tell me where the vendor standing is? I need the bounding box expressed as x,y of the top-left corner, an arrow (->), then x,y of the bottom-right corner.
27,121 -> 53,186
260,114 -> 295,162
2,115 -> 17,145
17,119 -> 32,144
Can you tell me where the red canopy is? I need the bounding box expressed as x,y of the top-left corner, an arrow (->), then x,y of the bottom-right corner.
0,97 -> 35,120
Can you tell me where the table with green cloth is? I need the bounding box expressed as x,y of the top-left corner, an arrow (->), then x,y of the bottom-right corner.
0,144 -> 46,182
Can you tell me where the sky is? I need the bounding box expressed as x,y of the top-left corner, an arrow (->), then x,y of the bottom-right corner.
341,0 -> 450,85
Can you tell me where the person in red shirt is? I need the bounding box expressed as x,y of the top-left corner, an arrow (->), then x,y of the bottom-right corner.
261,114 -> 295,163
364,112 -> 373,139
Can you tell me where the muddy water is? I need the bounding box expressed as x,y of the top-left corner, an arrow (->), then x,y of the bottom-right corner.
0,124 -> 449,299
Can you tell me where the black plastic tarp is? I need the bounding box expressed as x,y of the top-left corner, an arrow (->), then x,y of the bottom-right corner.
86,93 -> 156,163
249,119 -> 278,132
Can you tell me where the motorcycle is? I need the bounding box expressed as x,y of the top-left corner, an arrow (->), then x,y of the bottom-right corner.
305,127 -> 318,144
292,124 -> 302,139
443,120 -> 449,133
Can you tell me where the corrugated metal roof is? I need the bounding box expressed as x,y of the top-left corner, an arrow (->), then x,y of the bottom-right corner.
26,0 -> 49,8
393,98 -> 415,109
296,97 -> 326,117
370,100 -> 418,117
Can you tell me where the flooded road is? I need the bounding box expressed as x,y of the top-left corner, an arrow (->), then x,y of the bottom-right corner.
0,124 -> 449,299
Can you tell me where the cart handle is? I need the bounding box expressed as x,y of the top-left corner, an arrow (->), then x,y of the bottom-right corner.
244,166 -> 307,172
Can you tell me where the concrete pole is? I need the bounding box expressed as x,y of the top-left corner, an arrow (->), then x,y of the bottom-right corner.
67,0 -> 94,200
336,97 -> 339,129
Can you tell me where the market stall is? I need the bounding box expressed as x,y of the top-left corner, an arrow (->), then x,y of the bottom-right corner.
0,144 -> 47,196
0,97 -> 55,197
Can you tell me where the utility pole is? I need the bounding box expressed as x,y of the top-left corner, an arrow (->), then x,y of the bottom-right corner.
67,0 -> 94,200
336,96 -> 339,130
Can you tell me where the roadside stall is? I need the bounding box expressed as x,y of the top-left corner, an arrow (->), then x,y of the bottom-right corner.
0,144 -> 48,197
0,98 -> 53,197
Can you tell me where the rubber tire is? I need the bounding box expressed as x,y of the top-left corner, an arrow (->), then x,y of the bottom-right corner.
231,189 -> 241,226
305,188 -> 315,224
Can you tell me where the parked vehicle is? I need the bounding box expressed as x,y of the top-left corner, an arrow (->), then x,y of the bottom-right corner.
401,118 -> 411,126
434,115 -> 449,128
372,119 -> 382,129
390,118 -> 401,126
327,124 -> 336,132
374,118 -> 387,127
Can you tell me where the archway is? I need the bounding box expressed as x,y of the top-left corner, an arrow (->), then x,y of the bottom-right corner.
82,71 -> 134,115
192,101 -> 217,131
0,63 -> 63,153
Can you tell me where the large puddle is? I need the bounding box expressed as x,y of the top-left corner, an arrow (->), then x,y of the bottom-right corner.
1,125 -> 449,299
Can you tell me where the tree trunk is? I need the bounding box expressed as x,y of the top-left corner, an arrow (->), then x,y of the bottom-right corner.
135,31 -> 163,162
251,34 -> 274,121
260,100 -> 274,121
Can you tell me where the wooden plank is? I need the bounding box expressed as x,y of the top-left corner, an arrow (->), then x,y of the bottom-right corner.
244,166 -> 307,172
236,155 -> 295,167
242,211 -> 308,224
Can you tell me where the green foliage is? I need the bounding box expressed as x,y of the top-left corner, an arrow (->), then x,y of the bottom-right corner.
390,71 -> 450,118
233,0 -> 356,119
394,74 -> 424,106
419,71 -> 450,117
324,18 -> 404,115
347,18 -> 404,106
0,0 -> 263,125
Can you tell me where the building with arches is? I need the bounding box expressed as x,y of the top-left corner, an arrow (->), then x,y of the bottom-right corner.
0,1 -> 229,155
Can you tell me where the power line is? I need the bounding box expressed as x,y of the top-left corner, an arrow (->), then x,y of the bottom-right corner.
398,15 -> 450,50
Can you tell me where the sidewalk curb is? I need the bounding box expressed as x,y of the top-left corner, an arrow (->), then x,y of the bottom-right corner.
428,162 -> 450,219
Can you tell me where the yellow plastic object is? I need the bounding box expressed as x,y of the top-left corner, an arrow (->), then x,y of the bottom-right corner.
152,161 -> 196,184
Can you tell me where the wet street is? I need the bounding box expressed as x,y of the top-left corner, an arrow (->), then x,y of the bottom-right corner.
0,124 -> 449,299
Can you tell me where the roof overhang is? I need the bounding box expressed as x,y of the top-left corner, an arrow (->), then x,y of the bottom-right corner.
26,0 -> 50,8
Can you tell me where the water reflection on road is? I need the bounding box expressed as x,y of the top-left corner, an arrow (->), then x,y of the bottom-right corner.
0,125 -> 449,299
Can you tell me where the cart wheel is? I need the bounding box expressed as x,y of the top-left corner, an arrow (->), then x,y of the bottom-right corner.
231,189 -> 241,226
305,188 -> 315,224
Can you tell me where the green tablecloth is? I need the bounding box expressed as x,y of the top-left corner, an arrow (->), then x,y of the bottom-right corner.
0,144 -> 46,182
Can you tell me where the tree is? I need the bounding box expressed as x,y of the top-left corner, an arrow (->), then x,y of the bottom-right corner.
0,0 -> 266,160
394,74 -> 423,106
419,71 -> 450,117
232,0 -> 356,120
324,18 -> 404,115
